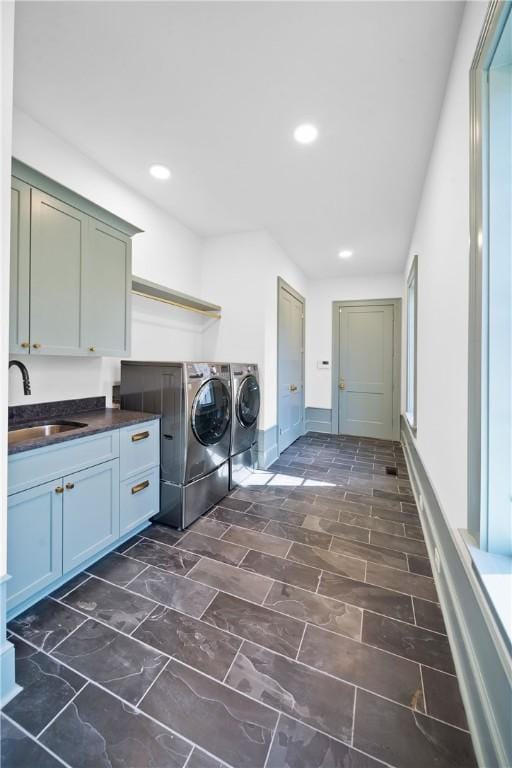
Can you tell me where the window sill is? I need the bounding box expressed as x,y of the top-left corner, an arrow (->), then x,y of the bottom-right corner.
464,537 -> 512,652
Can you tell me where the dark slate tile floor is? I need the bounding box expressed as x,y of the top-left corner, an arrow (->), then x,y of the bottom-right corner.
2,432 -> 477,768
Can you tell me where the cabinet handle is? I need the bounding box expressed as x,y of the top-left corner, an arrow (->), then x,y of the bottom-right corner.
132,430 -> 150,442
131,480 -> 149,495
21,342 -> 30,349
65,482 -> 75,490
32,343 -> 41,349
88,346 -> 96,353
55,486 -> 64,494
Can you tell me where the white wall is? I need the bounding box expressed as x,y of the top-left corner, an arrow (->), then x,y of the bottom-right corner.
9,109 -> 205,405
200,231 -> 308,429
306,274 -> 403,409
401,1 -> 487,530
1,0 -> 15,577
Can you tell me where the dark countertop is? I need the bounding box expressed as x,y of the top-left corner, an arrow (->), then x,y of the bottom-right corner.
8,406 -> 160,456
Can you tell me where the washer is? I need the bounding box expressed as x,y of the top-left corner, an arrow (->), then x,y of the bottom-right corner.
229,363 -> 260,489
120,361 -> 231,529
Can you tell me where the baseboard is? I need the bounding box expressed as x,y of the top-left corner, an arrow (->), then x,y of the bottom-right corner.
0,576 -> 22,706
256,425 -> 279,469
401,416 -> 512,768
305,407 -> 332,434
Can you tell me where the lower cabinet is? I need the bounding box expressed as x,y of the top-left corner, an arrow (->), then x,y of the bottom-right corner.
62,460 -> 119,572
7,480 -> 63,611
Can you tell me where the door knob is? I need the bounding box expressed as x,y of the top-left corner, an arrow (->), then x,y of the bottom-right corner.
289,384 -> 298,392
338,378 -> 345,390
21,342 -> 30,349
88,346 -> 96,353
32,343 -> 41,349
55,486 -> 64,494
65,482 -> 75,490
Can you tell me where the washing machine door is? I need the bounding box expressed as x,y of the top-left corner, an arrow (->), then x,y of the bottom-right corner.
237,375 -> 260,428
191,378 -> 231,446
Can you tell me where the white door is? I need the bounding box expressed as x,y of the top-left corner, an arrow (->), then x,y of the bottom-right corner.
278,282 -> 304,452
338,304 -> 394,440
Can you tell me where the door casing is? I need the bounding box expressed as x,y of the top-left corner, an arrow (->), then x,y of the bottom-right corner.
277,277 -> 306,453
331,298 -> 401,441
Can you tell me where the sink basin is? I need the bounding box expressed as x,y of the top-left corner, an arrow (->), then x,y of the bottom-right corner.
8,420 -> 88,445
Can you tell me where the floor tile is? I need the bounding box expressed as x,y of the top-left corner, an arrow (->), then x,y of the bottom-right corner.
177,530 -> 248,565
188,517 -> 230,539
50,572 -> 91,600
249,503 -> 307,527
142,523 -> 184,547
61,575 -> 155,633
0,715 -> 62,768
408,554 -> 433,577
413,597 -> 446,634
266,714 -> 383,768
370,531 -> 428,557
8,598 -> 85,652
329,536 -> 408,570
303,514 -> 371,544
264,581 -> 362,639
140,658 -> 278,768
85,550 -> 148,587
240,549 -> 321,591
125,538 -> 200,575
362,612 -> 455,674
421,665 -> 469,730
298,624 -> 423,709
186,748 -> 226,768
365,561 -> 437,601
265,519 -> 333,549
404,522 -> 424,540
116,533 -> 142,553
129,565 -> 216,617
228,641 -> 354,742
353,688 -> 477,768
281,498 -> 340,522
188,557 -> 271,603
53,618 -> 168,704
218,495 -> 253,513
222,526 -> 291,557
41,682 -> 191,768
338,509 -> 404,536
209,505 -> 268,531
286,542 -> 366,581
370,505 -> 421,525
202,592 -> 304,658
3,637 -> 86,737
133,603 -> 241,680
318,571 -> 415,623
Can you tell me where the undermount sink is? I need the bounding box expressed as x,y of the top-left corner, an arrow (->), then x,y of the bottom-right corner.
8,420 -> 88,445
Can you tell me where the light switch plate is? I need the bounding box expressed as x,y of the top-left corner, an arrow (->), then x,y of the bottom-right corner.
317,360 -> 330,369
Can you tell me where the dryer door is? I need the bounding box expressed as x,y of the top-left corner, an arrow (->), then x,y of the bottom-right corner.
191,378 -> 231,446
237,375 -> 260,428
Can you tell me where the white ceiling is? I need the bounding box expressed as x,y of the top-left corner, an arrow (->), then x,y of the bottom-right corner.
13,1 -> 464,278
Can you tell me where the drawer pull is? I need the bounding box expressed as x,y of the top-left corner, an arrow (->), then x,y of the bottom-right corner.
132,430 -> 150,442
132,480 -> 150,495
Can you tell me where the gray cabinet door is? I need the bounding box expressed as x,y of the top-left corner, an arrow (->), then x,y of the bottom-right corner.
9,178 -> 31,354
30,189 -> 87,355
83,218 -> 132,356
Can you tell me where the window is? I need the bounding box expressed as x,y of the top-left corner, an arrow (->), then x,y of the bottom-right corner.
406,255 -> 418,432
469,4 -> 512,557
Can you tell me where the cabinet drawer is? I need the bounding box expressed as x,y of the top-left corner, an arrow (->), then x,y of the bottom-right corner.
8,430 -> 120,496
119,420 -> 159,480
120,466 -> 159,536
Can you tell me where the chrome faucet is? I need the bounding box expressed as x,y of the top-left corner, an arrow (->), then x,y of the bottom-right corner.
9,360 -> 31,396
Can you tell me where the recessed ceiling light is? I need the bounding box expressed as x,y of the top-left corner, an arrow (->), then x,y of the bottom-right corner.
338,250 -> 353,259
149,163 -> 171,180
293,123 -> 319,145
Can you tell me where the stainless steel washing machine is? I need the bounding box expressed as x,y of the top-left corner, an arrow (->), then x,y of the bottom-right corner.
120,361 -> 231,529
229,363 -> 260,489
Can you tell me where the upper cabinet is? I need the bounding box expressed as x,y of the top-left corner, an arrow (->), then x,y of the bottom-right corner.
10,160 -> 141,358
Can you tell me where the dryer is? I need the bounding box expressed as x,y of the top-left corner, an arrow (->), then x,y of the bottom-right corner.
121,361 -> 231,529
229,363 -> 260,489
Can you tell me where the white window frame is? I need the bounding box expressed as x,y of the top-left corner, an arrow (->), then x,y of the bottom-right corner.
468,1 -> 512,557
406,255 -> 418,434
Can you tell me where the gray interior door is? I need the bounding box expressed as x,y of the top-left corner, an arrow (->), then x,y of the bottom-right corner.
338,304 -> 394,440
278,281 -> 304,453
